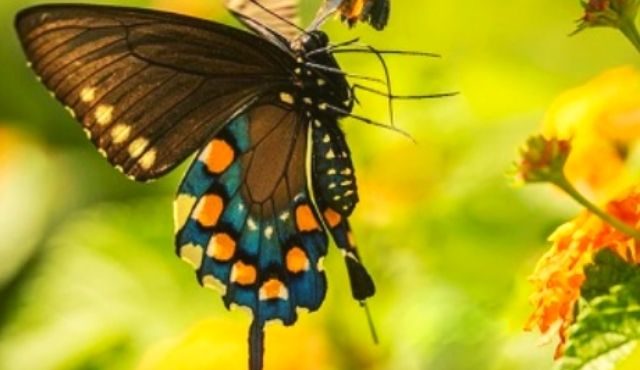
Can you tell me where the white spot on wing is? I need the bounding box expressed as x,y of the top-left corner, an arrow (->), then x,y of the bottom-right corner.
65,106 -> 75,118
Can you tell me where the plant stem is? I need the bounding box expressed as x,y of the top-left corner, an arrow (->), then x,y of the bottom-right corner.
618,17 -> 640,53
553,175 -> 640,240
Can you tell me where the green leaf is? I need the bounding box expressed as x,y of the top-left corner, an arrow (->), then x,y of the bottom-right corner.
556,249 -> 640,370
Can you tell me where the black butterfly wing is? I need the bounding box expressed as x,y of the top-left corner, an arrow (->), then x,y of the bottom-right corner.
15,4 -> 295,181
175,103 -> 328,326
225,0 -> 301,40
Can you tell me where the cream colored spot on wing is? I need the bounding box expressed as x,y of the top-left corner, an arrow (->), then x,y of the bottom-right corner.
110,124 -> 131,144
173,193 -> 197,231
94,104 -> 114,126
264,226 -> 274,239
280,92 -> 294,105
83,128 -> 92,139
80,87 -> 96,103
326,149 -> 335,159
247,217 -> 258,231
180,243 -> 203,269
65,106 -> 76,118
138,148 -> 157,170
229,303 -> 253,317
202,275 -> 227,295
128,137 -> 150,158
98,148 -> 107,158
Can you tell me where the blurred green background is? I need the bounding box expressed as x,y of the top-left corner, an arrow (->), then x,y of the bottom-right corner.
1,1 -> 637,369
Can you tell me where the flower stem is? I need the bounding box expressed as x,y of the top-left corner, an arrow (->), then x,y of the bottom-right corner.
552,175 -> 640,240
618,17 -> 640,53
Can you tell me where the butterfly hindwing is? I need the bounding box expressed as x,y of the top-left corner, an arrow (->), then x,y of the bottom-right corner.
175,104 -> 329,326
15,4 -> 294,181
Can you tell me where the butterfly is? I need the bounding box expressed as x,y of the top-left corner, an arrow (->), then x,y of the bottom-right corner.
15,3 -> 378,370
314,0 -> 390,30
225,0 -> 390,33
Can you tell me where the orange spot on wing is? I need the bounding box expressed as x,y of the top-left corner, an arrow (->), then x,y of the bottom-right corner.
296,204 -> 320,232
202,139 -> 235,174
286,247 -> 309,273
323,208 -> 342,228
260,278 -> 287,300
231,261 -> 257,286
207,233 -> 236,261
194,194 -> 224,227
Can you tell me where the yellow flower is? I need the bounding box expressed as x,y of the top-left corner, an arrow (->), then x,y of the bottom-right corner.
152,0 -> 225,18
526,186 -> 640,356
137,317 -> 334,370
542,66 -> 640,200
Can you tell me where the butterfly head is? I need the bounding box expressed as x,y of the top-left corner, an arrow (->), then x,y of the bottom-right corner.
300,31 -> 329,54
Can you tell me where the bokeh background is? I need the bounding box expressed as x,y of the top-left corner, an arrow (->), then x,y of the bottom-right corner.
1,1 -> 638,369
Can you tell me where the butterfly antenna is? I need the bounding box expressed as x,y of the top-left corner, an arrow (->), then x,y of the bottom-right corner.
247,0 -> 309,35
306,38 -> 361,57
249,319 -> 265,370
361,301 -> 379,344
353,84 -> 459,100
363,43 -> 395,128
325,104 -> 416,143
331,48 -> 441,58
304,62 -> 386,85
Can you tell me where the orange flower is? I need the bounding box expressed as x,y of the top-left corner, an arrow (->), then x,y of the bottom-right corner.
137,317 -> 334,370
526,186 -> 640,356
542,66 -> 640,200
513,135 -> 571,184
578,0 -> 640,28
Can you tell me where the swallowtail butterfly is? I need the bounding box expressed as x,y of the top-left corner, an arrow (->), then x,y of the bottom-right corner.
15,3 -> 378,370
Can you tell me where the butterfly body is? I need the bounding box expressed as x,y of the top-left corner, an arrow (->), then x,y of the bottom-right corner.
15,4 -> 374,370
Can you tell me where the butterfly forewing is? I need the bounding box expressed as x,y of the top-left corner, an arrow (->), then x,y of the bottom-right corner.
15,4 -> 294,181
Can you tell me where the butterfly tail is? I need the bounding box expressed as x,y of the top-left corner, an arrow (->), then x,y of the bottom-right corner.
249,319 -> 265,370
321,213 -> 375,301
